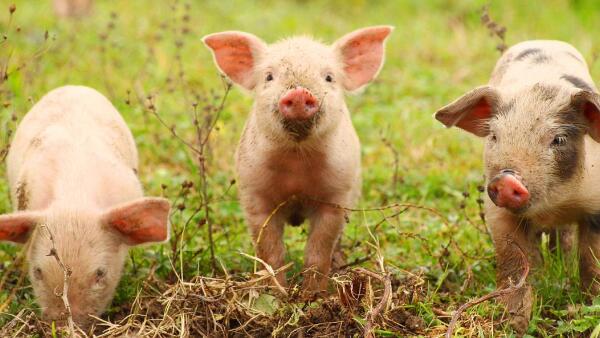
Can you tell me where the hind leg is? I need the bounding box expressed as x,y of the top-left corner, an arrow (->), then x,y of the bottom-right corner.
578,218 -> 600,296
547,227 -> 576,255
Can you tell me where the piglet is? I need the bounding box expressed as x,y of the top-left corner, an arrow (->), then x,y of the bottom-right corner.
203,26 -> 392,293
52,0 -> 93,18
435,40 -> 600,333
0,86 -> 170,326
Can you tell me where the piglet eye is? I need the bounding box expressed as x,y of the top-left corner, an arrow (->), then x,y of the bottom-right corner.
325,74 -> 333,83
265,73 -> 274,82
95,268 -> 107,281
552,135 -> 567,147
490,133 -> 497,142
33,267 -> 43,280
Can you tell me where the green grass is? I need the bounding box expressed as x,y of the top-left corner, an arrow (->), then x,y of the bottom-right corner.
1,0 -> 600,336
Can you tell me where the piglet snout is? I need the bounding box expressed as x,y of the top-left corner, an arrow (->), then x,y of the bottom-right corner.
279,87 -> 318,120
487,170 -> 530,211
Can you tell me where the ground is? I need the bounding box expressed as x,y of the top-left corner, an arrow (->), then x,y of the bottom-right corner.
0,0 -> 599,337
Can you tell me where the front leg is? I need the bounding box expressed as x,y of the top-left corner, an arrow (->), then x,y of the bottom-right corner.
578,216 -> 600,296
331,238 -> 347,272
487,204 -> 535,335
302,205 -> 345,293
246,204 -> 287,288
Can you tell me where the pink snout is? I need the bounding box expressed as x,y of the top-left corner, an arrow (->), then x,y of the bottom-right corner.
278,87 -> 318,120
487,171 -> 530,211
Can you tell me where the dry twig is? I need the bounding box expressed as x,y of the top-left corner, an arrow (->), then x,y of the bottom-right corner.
445,240 -> 529,337
41,225 -> 76,336
309,198 -> 451,228
240,252 -> 290,296
381,134 -> 401,193
481,5 -> 507,53
355,267 -> 392,338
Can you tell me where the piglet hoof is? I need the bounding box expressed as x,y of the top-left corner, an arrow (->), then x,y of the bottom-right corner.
508,314 -> 529,337
502,284 -> 532,336
581,279 -> 600,299
299,283 -> 328,302
301,269 -> 329,297
300,289 -> 326,302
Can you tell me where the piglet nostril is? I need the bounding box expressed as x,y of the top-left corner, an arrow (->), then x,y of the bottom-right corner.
487,183 -> 499,202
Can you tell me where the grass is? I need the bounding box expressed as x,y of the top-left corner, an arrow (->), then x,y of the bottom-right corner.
1,0 -> 600,336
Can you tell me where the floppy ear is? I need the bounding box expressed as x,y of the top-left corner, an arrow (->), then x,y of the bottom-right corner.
202,31 -> 267,90
571,90 -> 600,142
102,197 -> 171,246
0,211 -> 39,244
333,25 -> 394,91
434,86 -> 501,137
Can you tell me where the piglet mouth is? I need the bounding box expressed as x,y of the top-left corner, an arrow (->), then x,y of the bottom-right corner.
280,114 -> 320,141
487,169 -> 531,213
277,86 -> 322,141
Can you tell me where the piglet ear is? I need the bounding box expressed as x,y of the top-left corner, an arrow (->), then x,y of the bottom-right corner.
102,197 -> 171,246
0,212 -> 38,244
572,90 -> 600,142
202,31 -> 267,90
333,26 -> 393,91
434,86 -> 501,137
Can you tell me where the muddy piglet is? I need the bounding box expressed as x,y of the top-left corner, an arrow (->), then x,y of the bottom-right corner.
435,40 -> 600,333
0,86 -> 170,326
203,26 -> 392,293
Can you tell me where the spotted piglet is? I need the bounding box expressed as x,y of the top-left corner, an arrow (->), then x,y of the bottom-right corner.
0,86 -> 170,326
435,40 -> 600,333
203,27 -> 392,293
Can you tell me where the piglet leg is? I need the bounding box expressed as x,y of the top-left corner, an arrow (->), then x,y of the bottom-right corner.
578,218 -> 600,296
331,238 -> 347,271
302,206 -> 345,293
248,209 -> 287,288
488,207 -> 534,335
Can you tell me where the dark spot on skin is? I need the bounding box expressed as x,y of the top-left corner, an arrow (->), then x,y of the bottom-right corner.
514,48 -> 551,63
132,168 -> 138,175
515,48 -> 543,61
565,51 -> 584,64
532,54 -> 551,63
16,181 -> 29,211
495,98 -> 515,116
288,212 -> 304,227
561,74 -> 594,92
553,135 -> 581,180
552,109 -> 586,180
582,213 -> 600,233
532,84 -> 561,102
29,137 -> 42,148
